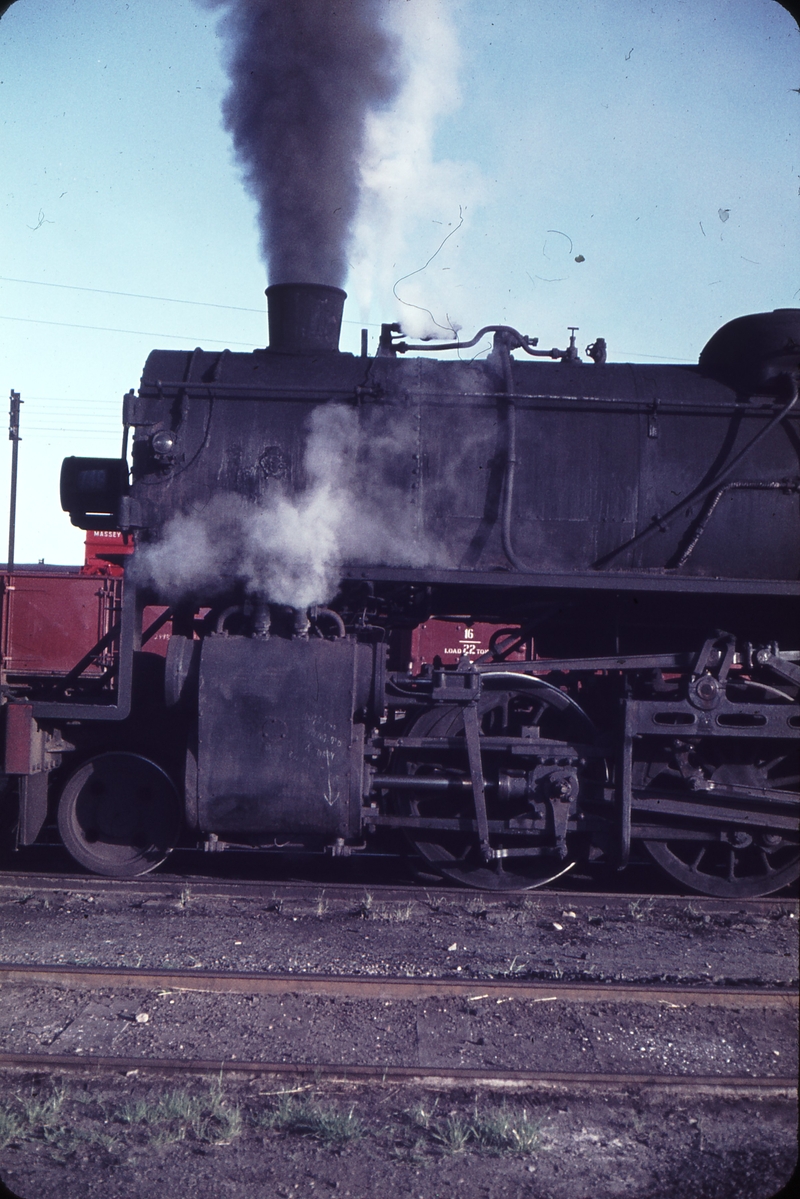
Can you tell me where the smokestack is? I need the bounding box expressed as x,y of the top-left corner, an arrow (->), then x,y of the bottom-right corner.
266,283 -> 346,354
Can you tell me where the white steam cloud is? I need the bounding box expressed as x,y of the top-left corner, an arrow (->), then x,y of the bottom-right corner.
349,0 -> 484,339
134,404 -> 442,610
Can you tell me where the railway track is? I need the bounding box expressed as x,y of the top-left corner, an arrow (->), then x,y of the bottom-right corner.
0,870 -> 796,913
1,867 -> 795,1104
0,1052 -> 790,1093
0,961 -> 794,1005
0,962 -> 795,1093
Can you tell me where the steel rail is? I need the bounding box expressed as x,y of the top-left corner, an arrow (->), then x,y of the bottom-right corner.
0,1050 -> 791,1091
0,963 -> 795,1008
0,871 -> 796,911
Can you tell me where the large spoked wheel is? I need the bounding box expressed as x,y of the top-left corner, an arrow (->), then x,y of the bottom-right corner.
57,752 -> 181,878
397,676 -> 595,891
643,838 -> 799,898
643,757 -> 799,898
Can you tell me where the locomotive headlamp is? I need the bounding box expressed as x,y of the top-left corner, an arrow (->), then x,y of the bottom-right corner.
60,455 -> 128,530
151,430 -> 177,457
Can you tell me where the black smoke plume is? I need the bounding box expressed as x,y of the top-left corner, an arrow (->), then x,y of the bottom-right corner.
201,0 -> 400,286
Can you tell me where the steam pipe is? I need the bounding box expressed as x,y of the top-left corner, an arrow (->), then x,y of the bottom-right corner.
394,325 -> 561,356
594,376 -> 799,569
675,478 -> 800,568
492,334 -> 534,572
500,402 -> 530,573
309,606 -> 346,639
396,322 -> 572,589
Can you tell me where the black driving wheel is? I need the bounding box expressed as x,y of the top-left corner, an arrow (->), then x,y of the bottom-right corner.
57,752 -> 181,878
643,756 -> 799,898
396,675 -> 596,890
644,836 -> 800,898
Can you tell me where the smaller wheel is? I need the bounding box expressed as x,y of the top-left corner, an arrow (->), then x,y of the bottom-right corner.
643,837 -> 799,898
640,755 -> 799,897
57,753 -> 181,878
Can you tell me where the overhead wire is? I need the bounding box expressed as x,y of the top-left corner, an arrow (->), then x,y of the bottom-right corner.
0,274 -> 264,313
0,274 -> 383,328
2,277 -> 694,359
0,313 -> 259,347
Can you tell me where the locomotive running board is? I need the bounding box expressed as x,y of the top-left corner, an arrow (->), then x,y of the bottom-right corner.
341,563 -> 800,597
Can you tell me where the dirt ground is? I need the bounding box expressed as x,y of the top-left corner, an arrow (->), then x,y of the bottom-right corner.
0,883 -> 796,1196
0,1070 -> 797,1199
0,885 -> 796,987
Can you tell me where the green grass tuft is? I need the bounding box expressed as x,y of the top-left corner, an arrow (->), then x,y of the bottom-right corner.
20,1087 -> 65,1128
0,1107 -> 22,1151
411,1101 -> 540,1157
431,1114 -> 472,1153
263,1094 -> 363,1144
115,1085 -> 242,1145
407,1098 -> 438,1130
470,1103 -> 540,1154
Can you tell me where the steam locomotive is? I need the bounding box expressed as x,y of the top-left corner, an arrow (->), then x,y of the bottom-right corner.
3,286 -> 798,896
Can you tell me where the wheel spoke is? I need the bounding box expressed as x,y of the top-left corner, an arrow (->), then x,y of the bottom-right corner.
727,847 -> 736,883
642,745 -> 799,897
397,687 -> 590,890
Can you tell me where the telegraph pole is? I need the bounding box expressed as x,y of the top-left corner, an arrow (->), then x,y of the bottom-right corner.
7,390 -> 21,571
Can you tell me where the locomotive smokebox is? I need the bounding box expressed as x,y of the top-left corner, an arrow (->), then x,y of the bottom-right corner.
266,282 -> 346,354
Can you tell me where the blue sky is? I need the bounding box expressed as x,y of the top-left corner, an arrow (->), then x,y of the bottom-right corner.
1,0 -> 797,564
